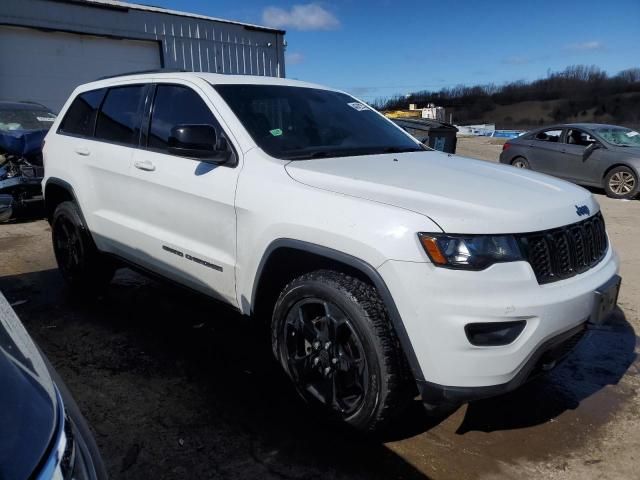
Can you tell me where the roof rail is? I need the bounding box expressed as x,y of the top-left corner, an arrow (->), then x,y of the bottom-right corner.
96,68 -> 189,81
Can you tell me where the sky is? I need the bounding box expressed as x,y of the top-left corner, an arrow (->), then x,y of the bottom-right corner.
144,0 -> 640,102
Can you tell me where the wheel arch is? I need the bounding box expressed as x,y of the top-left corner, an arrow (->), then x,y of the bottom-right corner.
44,178 -> 79,223
250,238 -> 424,382
602,162 -> 639,180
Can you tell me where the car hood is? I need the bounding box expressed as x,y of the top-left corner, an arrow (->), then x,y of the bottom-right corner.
285,150 -> 598,234
0,128 -> 48,156
0,292 -> 58,480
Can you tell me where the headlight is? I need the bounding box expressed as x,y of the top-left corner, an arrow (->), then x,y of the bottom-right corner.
418,233 -> 522,270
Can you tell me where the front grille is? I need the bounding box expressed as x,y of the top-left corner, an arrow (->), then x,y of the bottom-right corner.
517,212 -> 608,284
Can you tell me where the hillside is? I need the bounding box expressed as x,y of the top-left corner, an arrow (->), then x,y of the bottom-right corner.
379,65 -> 640,130
487,92 -> 640,129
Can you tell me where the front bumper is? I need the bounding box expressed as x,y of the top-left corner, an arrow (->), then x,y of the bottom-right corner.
417,320 -> 589,404
378,244 -> 620,394
36,388 -> 105,480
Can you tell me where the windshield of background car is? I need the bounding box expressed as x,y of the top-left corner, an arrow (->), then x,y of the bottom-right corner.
594,126 -> 640,147
214,84 -> 423,160
0,106 -> 56,132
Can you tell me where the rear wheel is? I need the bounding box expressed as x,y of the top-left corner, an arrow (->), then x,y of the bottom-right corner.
52,201 -> 114,293
511,157 -> 530,169
604,166 -> 639,199
272,270 -> 411,432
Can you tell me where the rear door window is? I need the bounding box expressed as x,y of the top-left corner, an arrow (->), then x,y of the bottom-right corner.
535,129 -> 563,143
147,84 -> 221,152
58,89 -> 106,137
95,85 -> 147,145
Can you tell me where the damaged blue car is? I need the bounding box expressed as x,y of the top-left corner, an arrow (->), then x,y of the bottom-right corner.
0,101 -> 56,221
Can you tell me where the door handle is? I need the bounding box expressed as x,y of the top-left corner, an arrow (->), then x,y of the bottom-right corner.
74,146 -> 90,156
134,160 -> 156,172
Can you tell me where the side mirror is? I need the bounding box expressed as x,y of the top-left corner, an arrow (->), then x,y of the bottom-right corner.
168,124 -> 230,163
583,142 -> 602,161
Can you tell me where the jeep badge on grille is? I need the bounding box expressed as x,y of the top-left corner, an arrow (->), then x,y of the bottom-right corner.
575,205 -> 590,217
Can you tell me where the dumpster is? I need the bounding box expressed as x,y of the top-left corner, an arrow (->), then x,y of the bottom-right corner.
391,118 -> 458,153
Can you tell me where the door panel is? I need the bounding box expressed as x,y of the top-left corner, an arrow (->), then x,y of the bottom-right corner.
527,129 -> 565,175
62,85 -> 148,257
127,83 -> 239,305
560,129 -> 604,185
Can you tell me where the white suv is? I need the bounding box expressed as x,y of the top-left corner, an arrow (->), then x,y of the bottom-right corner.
42,71 -> 621,431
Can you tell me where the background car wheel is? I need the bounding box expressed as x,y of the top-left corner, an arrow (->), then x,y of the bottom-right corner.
511,157 -> 530,169
604,166 -> 639,199
52,201 -> 115,293
272,270 -> 411,432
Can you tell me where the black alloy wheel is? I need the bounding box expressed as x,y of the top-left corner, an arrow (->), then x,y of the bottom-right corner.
283,297 -> 368,416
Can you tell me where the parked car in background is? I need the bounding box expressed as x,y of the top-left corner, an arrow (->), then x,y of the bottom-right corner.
500,123 -> 640,199
0,101 -> 56,221
0,292 -> 107,479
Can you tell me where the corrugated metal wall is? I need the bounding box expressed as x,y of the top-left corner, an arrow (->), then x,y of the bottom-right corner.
149,21 -> 282,77
0,0 -> 286,77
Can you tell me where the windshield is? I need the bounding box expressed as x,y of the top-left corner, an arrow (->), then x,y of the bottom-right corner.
214,84 -> 423,160
593,126 -> 640,147
0,106 -> 57,132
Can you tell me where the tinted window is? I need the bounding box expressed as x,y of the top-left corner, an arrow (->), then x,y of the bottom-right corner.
59,89 -> 106,136
535,129 -> 562,143
215,85 -> 422,160
95,85 -> 146,145
148,85 -> 220,152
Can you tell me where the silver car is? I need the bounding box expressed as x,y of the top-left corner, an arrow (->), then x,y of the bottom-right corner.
499,123 -> 640,199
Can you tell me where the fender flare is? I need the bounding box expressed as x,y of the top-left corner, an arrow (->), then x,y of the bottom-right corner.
251,238 -> 424,381
44,177 -> 86,224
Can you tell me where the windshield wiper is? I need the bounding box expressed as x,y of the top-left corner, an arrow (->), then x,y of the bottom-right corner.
286,151 -> 333,160
285,145 -> 424,160
381,146 -> 424,153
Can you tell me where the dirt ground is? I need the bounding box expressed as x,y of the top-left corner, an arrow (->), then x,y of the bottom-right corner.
1,136 -> 638,479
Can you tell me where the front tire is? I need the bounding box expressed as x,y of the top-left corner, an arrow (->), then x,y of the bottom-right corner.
52,201 -> 115,293
272,270 -> 411,432
604,166 -> 639,199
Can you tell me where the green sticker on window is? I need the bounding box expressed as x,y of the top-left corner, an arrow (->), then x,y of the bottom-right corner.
270,128 -> 283,137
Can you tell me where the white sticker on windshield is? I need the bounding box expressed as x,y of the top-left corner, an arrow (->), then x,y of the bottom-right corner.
347,102 -> 369,112
626,131 -> 639,137
37,116 -> 56,122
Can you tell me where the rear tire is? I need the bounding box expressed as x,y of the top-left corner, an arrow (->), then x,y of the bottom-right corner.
511,157 -> 530,169
271,270 -> 411,432
52,201 -> 114,293
604,166 -> 639,199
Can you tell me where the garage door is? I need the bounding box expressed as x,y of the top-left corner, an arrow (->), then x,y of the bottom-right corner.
0,25 -> 161,112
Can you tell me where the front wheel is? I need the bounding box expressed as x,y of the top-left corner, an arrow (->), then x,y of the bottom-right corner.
272,270 -> 411,432
604,166 -> 639,199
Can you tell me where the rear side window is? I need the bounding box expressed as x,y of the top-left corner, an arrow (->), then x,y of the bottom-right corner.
148,85 -> 220,152
59,89 -> 106,137
95,85 -> 146,145
535,129 -> 562,143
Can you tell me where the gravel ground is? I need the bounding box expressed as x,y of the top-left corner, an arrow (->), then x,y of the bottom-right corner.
0,136 -> 638,479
